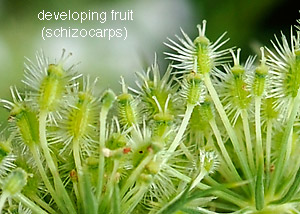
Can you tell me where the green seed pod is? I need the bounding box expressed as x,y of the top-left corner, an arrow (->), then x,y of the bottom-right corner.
145,160 -> 161,175
283,50 -> 300,98
100,89 -> 116,110
228,49 -> 251,110
252,48 -> 269,97
139,173 -> 152,184
106,133 -> 127,150
181,71 -> 204,105
151,95 -> 174,138
193,21 -> 212,74
117,76 -> 139,127
39,64 -> 66,112
117,93 -> 138,127
189,96 -> 214,133
0,142 -> 11,163
11,106 -> 39,147
3,168 -> 27,195
61,77 -> 100,148
165,20 -> 229,73
261,97 -> 279,122
67,91 -> 96,140
199,150 -> 219,174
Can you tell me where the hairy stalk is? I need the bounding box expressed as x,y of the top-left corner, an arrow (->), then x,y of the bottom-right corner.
269,90 -> 300,197
203,73 -> 253,188
39,111 -> 76,214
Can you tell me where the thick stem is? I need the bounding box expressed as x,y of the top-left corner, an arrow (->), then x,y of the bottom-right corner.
203,73 -> 252,186
269,90 -> 300,197
39,111 -> 76,214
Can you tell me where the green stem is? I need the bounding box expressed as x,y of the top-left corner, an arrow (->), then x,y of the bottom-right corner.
167,104 -> 194,156
269,90 -> 300,197
72,180 -> 81,213
203,73 -> 252,186
254,97 -> 264,210
39,111 -> 76,214
0,192 -> 8,214
96,109 -> 108,201
179,143 -> 194,161
73,139 -> 82,174
30,194 -> 57,214
190,169 -> 207,190
265,121 -> 272,189
122,184 -> 148,214
155,187 -> 186,214
241,109 -> 255,173
209,119 -> 241,182
120,153 -> 153,197
98,159 -> 120,212
108,160 -> 120,196
112,183 -> 121,214
275,166 -> 300,204
72,139 -> 83,212
14,193 -> 48,214
30,145 -> 67,214
164,165 -> 248,208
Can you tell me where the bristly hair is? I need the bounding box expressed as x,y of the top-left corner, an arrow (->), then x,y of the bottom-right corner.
23,49 -> 81,125
164,20 -> 230,74
266,28 -> 300,120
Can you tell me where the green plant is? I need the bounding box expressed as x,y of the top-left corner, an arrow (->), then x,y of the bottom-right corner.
0,16 -> 300,214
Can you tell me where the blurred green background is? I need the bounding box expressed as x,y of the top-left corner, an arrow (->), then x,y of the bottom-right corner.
0,0 -> 299,123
